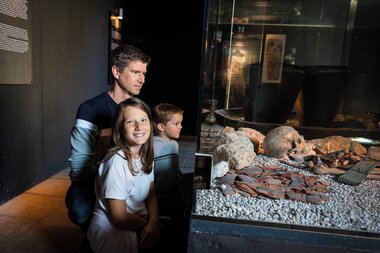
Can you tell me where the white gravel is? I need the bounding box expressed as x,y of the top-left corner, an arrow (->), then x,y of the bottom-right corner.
193,155 -> 380,233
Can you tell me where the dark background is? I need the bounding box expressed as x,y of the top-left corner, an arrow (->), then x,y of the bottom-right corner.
122,1 -> 205,136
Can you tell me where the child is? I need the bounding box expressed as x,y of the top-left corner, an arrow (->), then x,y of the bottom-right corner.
152,103 -> 188,252
87,98 -> 159,253
152,103 -> 186,220
65,45 -> 150,252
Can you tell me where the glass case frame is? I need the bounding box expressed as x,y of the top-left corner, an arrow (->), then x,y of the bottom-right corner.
190,1 -> 380,252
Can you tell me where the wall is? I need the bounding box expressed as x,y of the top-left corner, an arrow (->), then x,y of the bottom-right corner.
0,0 -> 120,204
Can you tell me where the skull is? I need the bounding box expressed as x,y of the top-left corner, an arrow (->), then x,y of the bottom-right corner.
263,126 -> 315,161
288,136 -> 316,162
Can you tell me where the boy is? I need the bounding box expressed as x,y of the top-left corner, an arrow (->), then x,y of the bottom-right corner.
153,102 -> 188,252
152,103 -> 186,219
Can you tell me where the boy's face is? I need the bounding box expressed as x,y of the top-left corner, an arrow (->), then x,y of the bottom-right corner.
162,113 -> 183,140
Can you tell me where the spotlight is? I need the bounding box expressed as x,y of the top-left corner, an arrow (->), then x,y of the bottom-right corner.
111,8 -> 123,20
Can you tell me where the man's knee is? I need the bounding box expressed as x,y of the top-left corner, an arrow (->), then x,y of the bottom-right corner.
65,184 -> 95,228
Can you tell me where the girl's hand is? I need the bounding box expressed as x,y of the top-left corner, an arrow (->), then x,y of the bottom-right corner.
138,221 -> 159,248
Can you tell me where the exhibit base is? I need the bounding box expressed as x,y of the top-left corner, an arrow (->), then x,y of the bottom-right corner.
187,216 -> 380,253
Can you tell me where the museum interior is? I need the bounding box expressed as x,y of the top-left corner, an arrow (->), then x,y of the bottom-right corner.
0,0 -> 380,253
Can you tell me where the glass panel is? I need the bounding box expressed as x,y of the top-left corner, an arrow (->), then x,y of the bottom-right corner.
201,0 -> 380,133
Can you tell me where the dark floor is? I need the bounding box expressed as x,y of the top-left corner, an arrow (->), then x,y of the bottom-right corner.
0,136 -> 197,253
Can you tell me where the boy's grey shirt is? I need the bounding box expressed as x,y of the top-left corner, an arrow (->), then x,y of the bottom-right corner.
153,136 -> 183,199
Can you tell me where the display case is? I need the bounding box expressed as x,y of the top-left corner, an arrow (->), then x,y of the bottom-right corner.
200,0 -> 380,135
189,1 -> 380,252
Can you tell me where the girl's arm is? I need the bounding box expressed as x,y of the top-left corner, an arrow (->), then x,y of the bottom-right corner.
144,182 -> 159,226
108,199 -> 148,231
139,182 -> 160,247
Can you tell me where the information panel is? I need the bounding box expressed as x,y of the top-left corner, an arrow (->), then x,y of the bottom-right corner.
0,0 -> 32,85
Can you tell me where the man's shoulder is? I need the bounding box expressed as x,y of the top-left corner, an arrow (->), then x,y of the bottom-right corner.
80,92 -> 110,108
75,92 -> 116,125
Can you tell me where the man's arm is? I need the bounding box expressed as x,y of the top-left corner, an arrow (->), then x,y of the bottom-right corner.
68,119 -> 98,183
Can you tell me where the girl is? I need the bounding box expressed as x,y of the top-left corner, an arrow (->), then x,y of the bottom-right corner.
87,97 -> 159,253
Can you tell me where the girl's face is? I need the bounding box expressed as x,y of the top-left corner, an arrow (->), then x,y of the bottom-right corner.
122,105 -> 151,153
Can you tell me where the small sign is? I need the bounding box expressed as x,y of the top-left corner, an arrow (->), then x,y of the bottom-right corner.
194,153 -> 213,189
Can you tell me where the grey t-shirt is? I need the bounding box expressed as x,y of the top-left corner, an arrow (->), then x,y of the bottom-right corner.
153,136 -> 183,199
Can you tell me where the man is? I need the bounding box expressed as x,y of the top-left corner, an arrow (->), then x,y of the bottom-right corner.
65,44 -> 150,251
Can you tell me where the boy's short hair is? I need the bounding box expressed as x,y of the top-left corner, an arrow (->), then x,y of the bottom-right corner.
153,103 -> 184,125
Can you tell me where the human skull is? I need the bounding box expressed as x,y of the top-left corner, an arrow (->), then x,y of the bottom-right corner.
288,136 -> 316,162
263,126 -> 315,161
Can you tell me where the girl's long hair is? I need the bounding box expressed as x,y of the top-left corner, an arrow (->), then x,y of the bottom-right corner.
102,97 -> 154,175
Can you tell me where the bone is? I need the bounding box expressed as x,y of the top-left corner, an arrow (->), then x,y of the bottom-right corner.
313,165 -> 380,180
263,126 -> 315,161
313,166 -> 346,175
366,174 -> 380,180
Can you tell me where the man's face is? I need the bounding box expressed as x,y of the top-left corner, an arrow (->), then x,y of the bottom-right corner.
114,61 -> 148,96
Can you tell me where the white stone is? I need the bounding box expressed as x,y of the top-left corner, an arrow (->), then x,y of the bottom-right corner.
211,161 -> 229,179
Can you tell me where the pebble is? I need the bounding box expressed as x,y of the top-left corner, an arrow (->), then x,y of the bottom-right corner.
193,155 -> 380,233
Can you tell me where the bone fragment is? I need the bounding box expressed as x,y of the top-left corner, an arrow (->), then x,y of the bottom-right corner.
313,165 -> 380,180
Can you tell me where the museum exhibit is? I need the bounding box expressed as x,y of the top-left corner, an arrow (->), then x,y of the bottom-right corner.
1,0 -> 379,252
189,0 -> 380,252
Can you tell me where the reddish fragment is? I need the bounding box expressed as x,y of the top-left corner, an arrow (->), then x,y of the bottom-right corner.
240,166 -> 263,177
288,176 -> 305,188
218,173 -> 238,186
318,180 -> 329,187
233,187 -> 255,198
301,188 -> 312,194
282,178 -> 292,186
287,191 -> 307,203
220,163 -> 330,204
221,184 -> 236,196
255,186 -> 270,195
236,174 -> 258,183
262,178 -> 282,185
307,194 -> 323,204
315,181 -> 330,192
305,176 -> 318,186
267,189 -> 285,199
286,190 -> 302,201
309,190 -> 320,196
234,182 -> 258,197
245,181 -> 261,190
267,183 -> 283,191
282,171 -> 294,179
320,193 -> 330,201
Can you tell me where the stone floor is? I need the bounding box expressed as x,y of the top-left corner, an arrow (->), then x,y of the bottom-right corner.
0,136 -> 197,253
